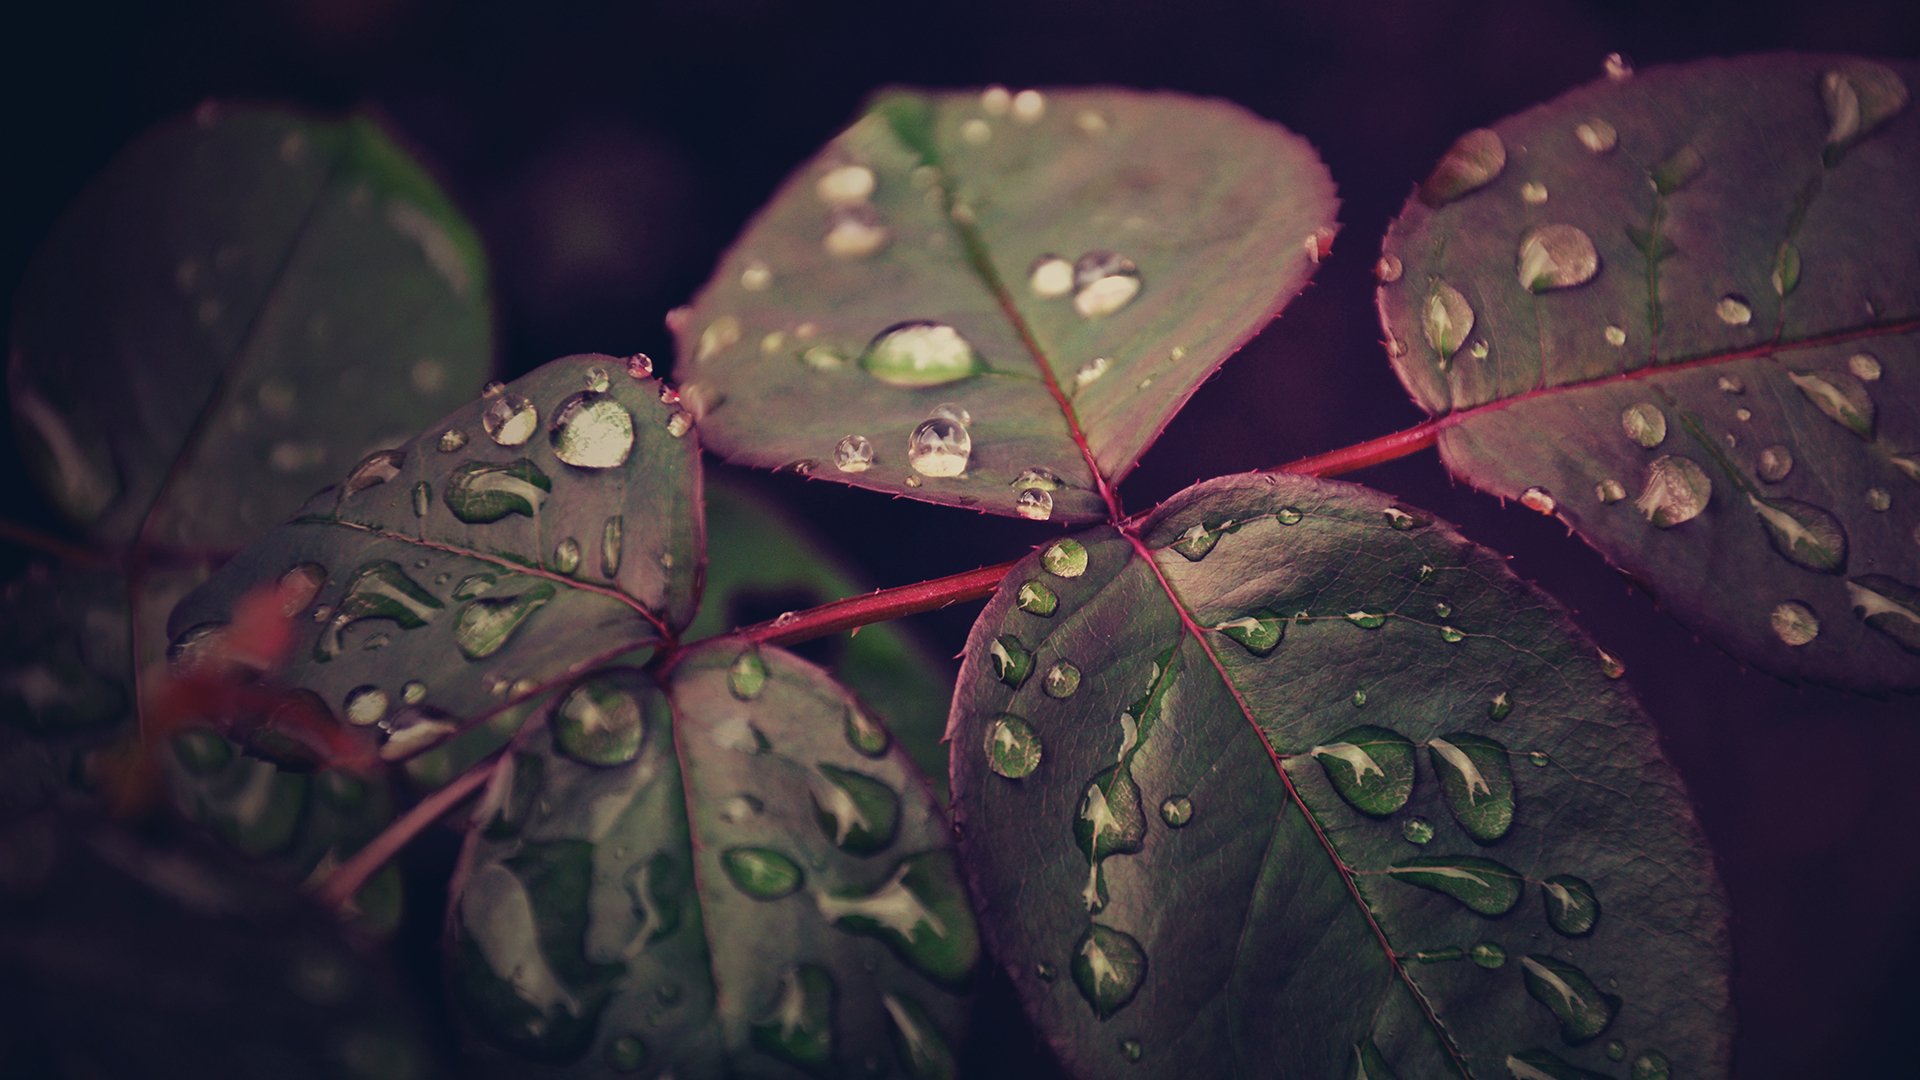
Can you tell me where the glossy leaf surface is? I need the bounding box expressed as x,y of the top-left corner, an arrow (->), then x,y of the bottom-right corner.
672,88 -> 1337,521
1378,54 -> 1920,689
10,104 -> 493,550
446,642 -> 974,1076
168,355 -> 702,767
949,473 -> 1728,1078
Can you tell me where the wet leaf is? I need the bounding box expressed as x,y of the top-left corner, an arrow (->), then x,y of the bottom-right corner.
1377,54 -> 1920,690
672,88 -> 1337,522
167,355 -> 703,773
948,473 -> 1727,1078
446,643 -> 973,1076
10,104 -> 493,550
689,478 -> 956,797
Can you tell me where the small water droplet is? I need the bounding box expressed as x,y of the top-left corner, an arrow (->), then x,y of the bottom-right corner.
817,163 -> 876,206
833,434 -> 874,473
1215,610 -> 1286,656
665,408 -> 694,438
1750,494 -> 1848,572
1542,874 -> 1601,937
1071,923 -> 1146,1019
600,516 -> 623,577
480,391 -> 538,446
1386,856 -> 1523,914
1635,455 -> 1711,528
1468,340 -> 1490,359
1015,488 -> 1054,520
1521,181 -> 1549,204
1470,942 -> 1507,969
1375,254 -> 1404,283
344,685 -> 388,726
1715,294 -> 1752,326
1517,224 -> 1599,291
1754,445 -> 1795,483
554,675 -> 646,766
1575,118 -> 1618,153
1072,251 -> 1142,318
1519,487 -> 1557,514
1276,506 -> 1303,525
344,449 -> 405,495
1429,733 -> 1515,842
1172,519 -> 1234,560
985,714 -> 1042,779
1604,52 -> 1634,80
1042,540 -> 1088,578
1346,611 -> 1387,630
1034,960 -> 1056,982
1604,324 -> 1628,347
1016,580 -> 1058,616
552,538 -> 581,575
1119,1039 -> 1143,1063
1422,282 -> 1474,359
410,481 -> 430,518
1736,407 -> 1753,423
722,847 -> 804,900
729,649 -> 768,700
1029,254 -> 1074,298
1488,691 -> 1513,720
1621,402 -> 1667,448
436,428 -> 467,453
960,117 -> 992,144
1011,88 -> 1046,122
1043,661 -> 1082,698
1598,649 -> 1626,679
1867,487 -> 1893,512
1631,1050 -> 1672,1080
1596,478 -> 1627,504
1847,352 -> 1884,381
1401,816 -> 1435,845
989,635 -> 1034,688
1530,750 -> 1552,767
825,205 -> 891,258
1439,625 -> 1465,643
738,259 -> 772,292
625,353 -> 655,379
1158,795 -> 1193,828
1073,355 -> 1112,388
1350,689 -> 1368,707
1421,128 -> 1506,205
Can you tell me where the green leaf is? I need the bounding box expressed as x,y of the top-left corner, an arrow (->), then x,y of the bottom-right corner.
671,88 -> 1337,522
10,104 -> 493,550
166,354 -> 702,768
447,643 -> 974,1075
688,479 -> 955,797
948,473 -> 1727,1078
1376,54 -> 1920,691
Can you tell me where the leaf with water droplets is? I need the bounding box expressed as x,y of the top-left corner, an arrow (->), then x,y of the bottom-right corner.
1377,53 -> 1920,691
167,355 -> 703,774
672,88 -> 1336,521
948,473 -> 1727,1078
10,105 -> 493,551
445,643 -> 973,1074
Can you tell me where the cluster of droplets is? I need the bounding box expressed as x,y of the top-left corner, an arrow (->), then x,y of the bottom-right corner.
1026,249 -> 1144,319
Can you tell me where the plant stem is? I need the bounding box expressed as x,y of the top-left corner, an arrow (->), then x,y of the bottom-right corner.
1268,417 -> 1446,478
0,520 -> 116,567
316,760 -> 496,912
732,562 -> 1012,648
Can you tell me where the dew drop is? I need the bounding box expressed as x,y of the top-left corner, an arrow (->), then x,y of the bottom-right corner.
1867,487 -> 1892,512
1620,402 -> 1667,448
906,417 -> 971,477
344,685 -> 388,726
1520,487 -> 1557,514
451,583 -> 555,660
1711,294 -> 1752,326
1157,795 -> 1193,828
1517,224 -> 1599,292
553,676 -> 646,766
1542,875 -> 1601,936
1386,856 -> 1523,914
1604,52 -> 1634,80
1598,649 -> 1626,679
1575,118 -> 1619,153
1401,816 -> 1435,845
436,428 -> 467,453
1520,181 -> 1549,204
551,538 -> 581,575
1635,456 -> 1711,528
1071,923 -> 1146,1019
1072,251 -> 1143,318
1017,581 -> 1058,616
816,164 -> 876,206
344,449 -> 404,495
1488,691 -> 1513,720
1422,282 -> 1474,359
1755,445 -> 1794,483
1029,254 -> 1074,298
833,434 -> 874,473
824,205 -> 891,258
1420,128 -> 1506,205
1429,733 -> 1515,842
480,392 -> 537,447
1015,488 -> 1054,520
1789,370 -> 1875,439
1750,494 -> 1848,572
1521,954 -> 1620,1043
1346,611 -> 1387,630
1375,254 -> 1403,283
1439,625 -> 1465,644
1043,661 -> 1082,698
1529,750 -> 1552,767
729,649 -> 768,700
985,714 -> 1042,779
1042,540 -> 1088,578
863,321 -> 982,388
1120,1039 -> 1143,1063
1215,610 -> 1285,656
548,392 -> 635,469
721,847 -> 804,900
1311,726 -> 1415,816
1012,89 -> 1046,122
1074,355 -> 1112,388
1277,506 -> 1304,525
1604,325 -> 1627,347
989,635 -> 1034,688
1471,942 -> 1507,969
1351,689 -> 1369,707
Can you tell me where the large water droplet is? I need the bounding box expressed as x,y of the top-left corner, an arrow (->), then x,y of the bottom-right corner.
1386,856 -> 1524,915
1158,795 -> 1193,828
810,765 -> 901,854
1521,954 -> 1620,1043
906,417 -> 971,477
344,449 -> 404,495
1042,540 -> 1088,578
1821,62 -> 1910,152
1428,733 -> 1515,842
1029,254 -> 1074,298
443,459 -> 551,524
1847,575 -> 1920,654
315,561 -> 444,661
453,583 -> 555,660
344,685 -> 389,726
834,434 -> 874,473
1715,294 -> 1752,326
859,322 -> 982,388
1015,488 -> 1054,520
1850,352 -> 1884,381
549,392 -> 634,469
1521,487 -> 1557,515
551,538 -> 581,575
1423,282 -> 1474,359
1789,370 -> 1875,439
1214,610 -> 1284,656
989,635 -> 1034,688
814,852 -> 978,982
1420,128 -> 1506,205
1750,495 -> 1848,573
722,847 -> 805,900
1635,455 -> 1711,528
553,675 -> 645,766
1771,601 -> 1820,646
729,649 -> 769,700
1620,402 -> 1667,449
1043,661 -> 1081,698
1071,923 -> 1146,1019
1517,224 -> 1599,292
1072,251 -> 1142,318
1309,725 -> 1415,816
481,391 -> 538,446
1542,874 -> 1600,937
985,714 -> 1042,779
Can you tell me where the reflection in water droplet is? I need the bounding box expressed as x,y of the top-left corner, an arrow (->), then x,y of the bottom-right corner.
1074,355 -> 1111,388
1029,254 -> 1074,298
1620,403 -> 1667,448
549,392 -> 635,469
1755,445 -> 1794,483
1401,816 -> 1435,845
344,685 -> 388,726
861,322 -> 981,388
552,538 -> 581,575
1521,954 -> 1620,1043
443,459 -> 551,524
907,417 -> 971,477
1016,488 -> 1054,520
1471,942 -> 1507,969
1521,487 -> 1557,514
554,676 -> 645,766
1575,118 -> 1619,153
1423,282 -> 1474,359
722,847 -> 804,900
1635,456 -> 1711,528
481,392 -> 537,446
825,205 -> 890,258
1042,540 -> 1088,578
1429,733 -> 1515,842
1631,1050 -> 1672,1080
1158,795 -> 1192,828
1044,661 -> 1082,698
1867,487 -> 1892,512
1596,479 -> 1626,504
1072,251 -> 1142,318
1421,128 -> 1506,205
833,434 -> 874,473
1542,874 -> 1601,937
1016,580 -> 1058,616
1517,224 -> 1599,292
344,449 -> 404,495
1750,495 -> 1848,573
1375,254 -> 1403,283
452,583 -> 555,660
1071,923 -> 1146,1019
989,636 -> 1033,688
985,715 -> 1042,779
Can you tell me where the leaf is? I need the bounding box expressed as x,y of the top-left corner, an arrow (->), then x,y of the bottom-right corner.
1376,54 -> 1920,690
166,354 -> 702,768
947,473 -> 1727,1078
10,104 -> 494,551
689,478 -> 957,797
446,642 -> 975,1076
671,88 -> 1337,522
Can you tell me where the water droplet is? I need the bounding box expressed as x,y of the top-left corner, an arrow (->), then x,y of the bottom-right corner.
1521,487 -> 1557,514
1469,340 -> 1490,359
1631,1050 -> 1673,1080
1575,118 -> 1619,153
1635,455 -> 1711,528
1606,1041 -> 1628,1063
1521,181 -> 1549,204
1008,582 -> 1057,620
443,459 -> 551,524
1604,52 -> 1634,80
1517,224 -> 1599,292
1620,403 -> 1667,449
436,428 -> 468,453
860,321 -> 983,389
1375,254 -> 1404,282
1012,88 -> 1046,122
989,635 -> 1033,688
1311,726 -> 1415,816
1521,954 -> 1620,1043
817,164 -> 876,206
1034,961 -> 1056,982
738,259 -> 772,292
1351,689 -> 1369,707
1714,294 -> 1752,326
480,391 -> 537,446
604,1035 -> 647,1072
1542,874 -> 1601,937
1774,242 -> 1802,297
548,392 -> 635,469
1591,478 -> 1624,504
1015,488 -> 1054,520
1821,62 -> 1910,152
1043,662 -> 1082,698
1042,539 -> 1088,578
1072,251 -> 1142,318
960,117 -> 992,144
344,685 -> 388,726
1847,575 -> 1920,654
881,992 -> 957,1080
551,538 -> 581,575
1868,487 -> 1893,512
1598,649 -> 1626,678
452,583 -> 555,660
1412,947 -> 1464,964
985,715 -> 1042,779
1029,254 -> 1074,298
1471,942 -> 1507,969
1428,733 -> 1515,842
1789,370 -> 1875,439
1848,352 -> 1884,381
1273,506 -> 1303,527
831,434 -> 875,474
553,675 -> 645,766
1604,325 -> 1628,347
1401,816 -> 1435,845
1750,495 -> 1848,573
1172,519 -> 1230,560
824,204 -> 891,258
1422,282 -> 1474,359
1346,611 -> 1388,630
1529,750 -> 1553,767
1074,355 -> 1112,388
750,964 -> 834,1068
344,449 -> 404,495
814,852 -> 977,982
1071,923 -> 1146,1019
1384,508 -> 1428,534
729,649 -> 768,700
722,847 -> 804,900
402,481 -> 428,518
1214,610 -> 1285,656
315,561 -> 444,661
1439,625 -> 1465,644
1420,128 -> 1506,205
1385,334 -> 1408,359
809,764 -> 901,854
1386,856 -> 1523,915
1488,691 -> 1513,720
1753,444 -> 1795,483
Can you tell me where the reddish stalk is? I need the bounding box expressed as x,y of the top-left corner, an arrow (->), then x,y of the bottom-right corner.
0,520 -> 116,567
316,760 -> 497,911
1270,417 -> 1447,478
731,561 -> 1012,648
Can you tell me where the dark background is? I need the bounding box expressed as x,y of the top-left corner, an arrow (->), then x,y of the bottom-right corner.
6,1 -> 1919,1075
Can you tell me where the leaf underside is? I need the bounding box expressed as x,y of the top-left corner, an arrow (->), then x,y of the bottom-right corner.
1379,53 -> 1920,690
447,642 -> 975,1077
948,473 -> 1728,1078
672,87 -> 1337,522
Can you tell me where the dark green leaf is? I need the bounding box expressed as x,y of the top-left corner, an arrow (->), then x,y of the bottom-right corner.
671,88 -> 1336,521
446,643 -> 974,1076
948,473 -> 1727,1078
1377,54 -> 1920,690
10,104 -> 493,550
